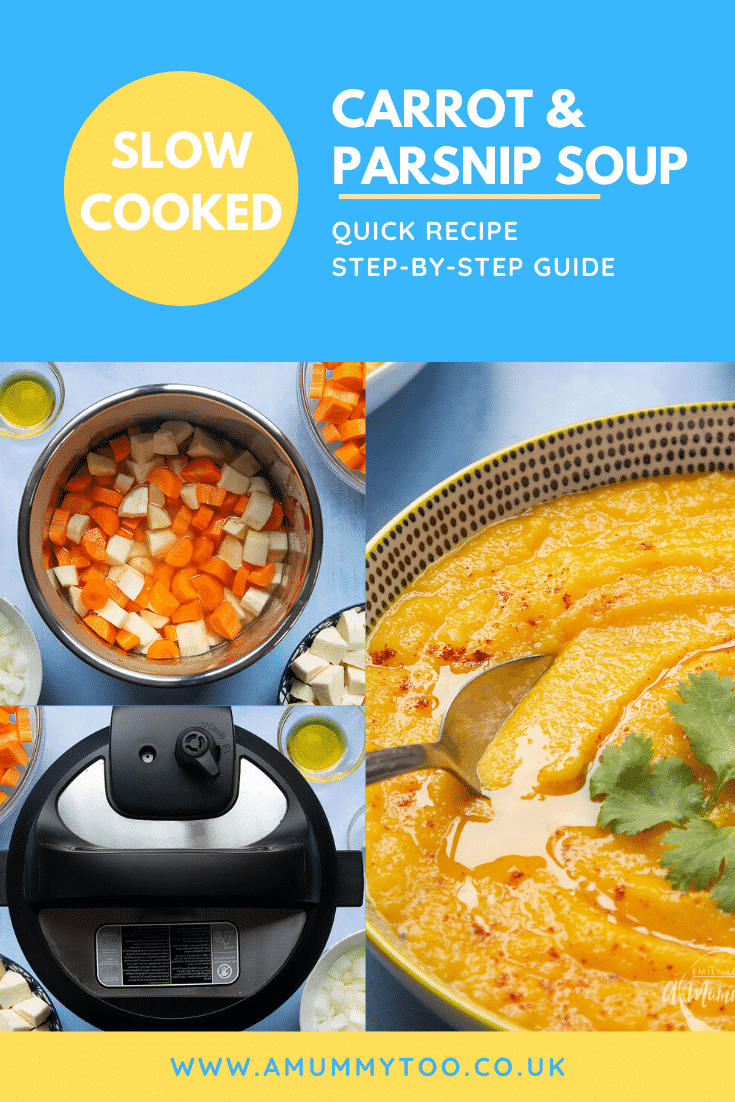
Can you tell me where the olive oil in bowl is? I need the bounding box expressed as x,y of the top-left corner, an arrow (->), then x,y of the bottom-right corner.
277,706 -> 364,783
0,364 -> 64,438
287,718 -> 347,772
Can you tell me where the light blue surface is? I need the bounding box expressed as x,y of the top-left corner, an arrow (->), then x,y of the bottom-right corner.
367,360 -> 735,1030
0,705 -> 365,1032
0,362 -> 364,704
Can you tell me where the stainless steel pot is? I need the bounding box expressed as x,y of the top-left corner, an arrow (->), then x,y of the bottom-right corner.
18,384 -> 322,687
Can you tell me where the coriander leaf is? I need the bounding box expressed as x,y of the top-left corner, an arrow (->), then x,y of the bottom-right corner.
589,733 -> 703,836
668,671 -> 735,803
661,818 -> 735,910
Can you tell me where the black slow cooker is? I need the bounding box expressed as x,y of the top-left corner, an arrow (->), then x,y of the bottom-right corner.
0,707 -> 363,1030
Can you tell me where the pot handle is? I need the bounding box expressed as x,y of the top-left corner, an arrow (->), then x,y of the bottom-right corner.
335,850 -> 364,907
26,841 -> 316,906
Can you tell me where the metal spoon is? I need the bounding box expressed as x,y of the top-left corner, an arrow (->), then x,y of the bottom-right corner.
366,654 -> 554,796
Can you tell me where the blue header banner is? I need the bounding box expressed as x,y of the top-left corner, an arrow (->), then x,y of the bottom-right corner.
3,0 -> 731,360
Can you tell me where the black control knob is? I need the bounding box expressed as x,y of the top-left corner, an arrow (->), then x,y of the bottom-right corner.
175,728 -> 221,779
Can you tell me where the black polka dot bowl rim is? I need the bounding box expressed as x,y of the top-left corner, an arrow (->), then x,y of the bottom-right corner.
0,954 -> 64,1030
277,603 -> 365,704
367,401 -> 735,627
366,400 -> 735,1031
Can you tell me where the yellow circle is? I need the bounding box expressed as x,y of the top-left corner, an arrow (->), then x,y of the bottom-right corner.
64,72 -> 298,306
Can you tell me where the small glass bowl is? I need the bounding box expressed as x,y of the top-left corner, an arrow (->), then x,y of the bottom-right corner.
298,363 -> 365,494
0,706 -> 44,825
347,804 -> 365,854
277,705 -> 365,783
0,363 -> 64,439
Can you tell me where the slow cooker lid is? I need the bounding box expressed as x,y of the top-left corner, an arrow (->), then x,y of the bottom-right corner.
3,707 -> 363,1030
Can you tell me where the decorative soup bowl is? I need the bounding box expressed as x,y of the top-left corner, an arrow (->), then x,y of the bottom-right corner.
366,402 -> 735,1032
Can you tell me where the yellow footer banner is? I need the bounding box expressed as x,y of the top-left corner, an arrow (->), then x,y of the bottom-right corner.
1,1032 -> 730,1100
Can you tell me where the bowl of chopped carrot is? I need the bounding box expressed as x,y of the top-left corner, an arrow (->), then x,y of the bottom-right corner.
18,385 -> 323,687
298,364 -> 366,493
0,707 -> 43,825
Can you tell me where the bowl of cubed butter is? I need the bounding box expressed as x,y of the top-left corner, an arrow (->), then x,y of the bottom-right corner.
299,930 -> 366,1031
278,603 -> 365,705
0,955 -> 63,1030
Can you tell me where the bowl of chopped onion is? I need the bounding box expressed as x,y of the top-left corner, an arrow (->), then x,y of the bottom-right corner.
0,597 -> 42,705
299,930 -> 365,1032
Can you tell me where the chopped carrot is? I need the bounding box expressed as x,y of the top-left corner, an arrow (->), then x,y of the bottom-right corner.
191,574 -> 225,613
49,508 -> 71,545
80,578 -> 111,610
55,547 -> 72,567
200,557 -> 234,586
109,434 -> 131,462
172,504 -> 193,535
339,418 -> 365,443
192,536 -> 214,565
119,521 -> 137,539
90,504 -> 121,537
164,536 -> 194,568
94,475 -> 116,487
1,766 -> 21,787
116,628 -> 141,651
358,459 -> 365,473
334,441 -> 363,469
91,485 -> 124,508
248,562 -> 275,587
83,613 -> 117,645
148,467 -> 183,499
233,494 -> 249,516
106,580 -> 130,608
148,640 -> 179,659
180,458 -> 222,483
220,491 -> 239,512
204,516 -> 227,540
322,423 -> 341,444
149,582 -> 180,617
42,547 -> 52,569
171,598 -> 204,624
313,396 -> 353,424
232,567 -> 250,597
0,740 -> 27,770
207,601 -> 241,640
310,363 -> 327,398
61,493 -> 93,515
65,470 -> 92,493
15,710 -> 33,743
164,624 -> 178,642
324,383 -> 360,408
261,501 -> 284,531
69,550 -> 92,569
331,362 -> 365,391
171,566 -> 198,602
191,505 -> 214,531
197,484 -> 226,508
153,562 -> 175,587
79,564 -> 107,583
81,526 -> 109,562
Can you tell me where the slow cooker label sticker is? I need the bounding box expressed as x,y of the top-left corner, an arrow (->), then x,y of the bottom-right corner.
95,922 -> 239,987
64,71 -> 298,306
